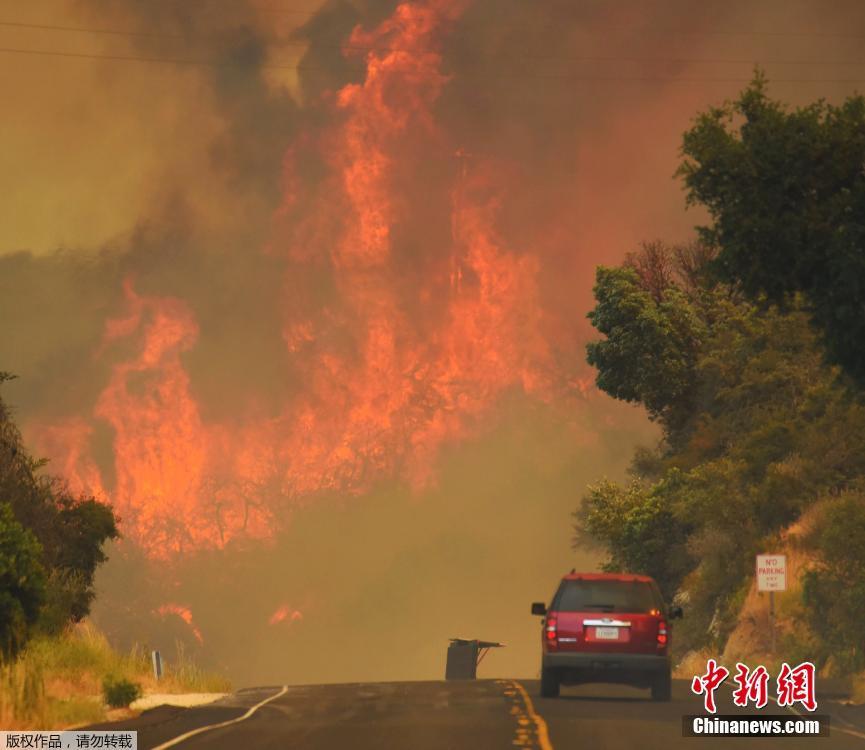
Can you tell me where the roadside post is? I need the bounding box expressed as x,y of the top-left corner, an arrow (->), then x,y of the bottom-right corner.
152,650 -> 163,681
756,554 -> 787,654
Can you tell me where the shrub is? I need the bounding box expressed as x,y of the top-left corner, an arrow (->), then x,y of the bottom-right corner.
0,503 -> 47,659
101,676 -> 141,709
1,377 -> 118,640
801,493 -> 865,674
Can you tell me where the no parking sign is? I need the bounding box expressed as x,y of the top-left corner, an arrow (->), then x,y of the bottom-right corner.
756,554 -> 787,592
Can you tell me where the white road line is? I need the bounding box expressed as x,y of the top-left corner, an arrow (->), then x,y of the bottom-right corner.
151,686 -> 289,749
722,682 -> 865,741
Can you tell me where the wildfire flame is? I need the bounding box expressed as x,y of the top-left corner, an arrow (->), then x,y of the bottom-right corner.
268,604 -> 304,626
27,417 -> 106,500
156,603 -> 204,644
28,0 -> 580,558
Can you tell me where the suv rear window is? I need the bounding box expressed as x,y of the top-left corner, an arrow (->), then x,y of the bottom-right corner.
553,579 -> 661,613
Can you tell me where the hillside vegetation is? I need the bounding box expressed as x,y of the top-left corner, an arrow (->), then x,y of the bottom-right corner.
577,76 -> 865,679
0,622 -> 231,729
0,372 -> 118,656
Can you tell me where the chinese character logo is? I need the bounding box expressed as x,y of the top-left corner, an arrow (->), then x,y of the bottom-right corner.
731,662 -> 770,709
691,658 -> 730,714
691,660 -> 818,713
777,661 -> 817,712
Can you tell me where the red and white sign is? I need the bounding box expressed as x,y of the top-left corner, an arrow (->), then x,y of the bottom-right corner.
756,554 -> 787,592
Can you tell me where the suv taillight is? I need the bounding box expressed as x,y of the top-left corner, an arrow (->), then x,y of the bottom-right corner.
545,615 -> 558,647
657,620 -> 668,647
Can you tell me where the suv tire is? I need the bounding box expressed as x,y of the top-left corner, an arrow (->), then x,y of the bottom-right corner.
650,669 -> 672,702
540,666 -> 560,698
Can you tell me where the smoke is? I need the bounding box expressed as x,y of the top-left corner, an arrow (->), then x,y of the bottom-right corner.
90,394 -> 652,684
3,0 -> 865,683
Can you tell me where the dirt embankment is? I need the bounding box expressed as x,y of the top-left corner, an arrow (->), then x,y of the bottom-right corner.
676,505 -> 864,702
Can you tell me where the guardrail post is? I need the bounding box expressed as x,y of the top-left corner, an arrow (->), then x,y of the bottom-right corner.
152,650 -> 163,681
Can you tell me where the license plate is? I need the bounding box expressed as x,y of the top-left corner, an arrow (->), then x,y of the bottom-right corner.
594,626 -> 619,640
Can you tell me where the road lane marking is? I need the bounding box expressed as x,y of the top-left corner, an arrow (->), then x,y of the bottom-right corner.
151,685 -> 289,749
507,680 -> 554,750
829,715 -> 865,742
722,682 -> 865,741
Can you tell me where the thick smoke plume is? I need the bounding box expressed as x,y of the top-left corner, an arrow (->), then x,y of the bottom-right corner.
3,0 -> 865,682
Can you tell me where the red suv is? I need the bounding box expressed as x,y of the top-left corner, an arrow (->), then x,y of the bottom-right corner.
531,572 -> 682,700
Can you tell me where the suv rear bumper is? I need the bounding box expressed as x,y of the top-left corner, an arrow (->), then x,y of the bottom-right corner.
543,652 -> 670,673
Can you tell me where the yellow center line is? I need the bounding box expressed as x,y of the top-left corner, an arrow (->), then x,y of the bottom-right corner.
507,680 -> 555,750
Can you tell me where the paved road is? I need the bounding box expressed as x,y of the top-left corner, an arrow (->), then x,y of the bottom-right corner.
90,679 -> 865,749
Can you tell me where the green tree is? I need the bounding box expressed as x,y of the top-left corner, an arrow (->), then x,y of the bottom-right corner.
581,239 -> 865,658
586,263 -> 705,435
0,503 -> 45,659
580,78 -> 865,665
679,73 -> 865,384
34,495 -> 119,630
574,478 -> 692,599
0,379 -> 118,635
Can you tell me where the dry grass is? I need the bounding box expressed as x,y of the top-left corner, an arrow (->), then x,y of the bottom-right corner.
674,648 -> 716,680
154,642 -> 232,695
0,622 -> 231,729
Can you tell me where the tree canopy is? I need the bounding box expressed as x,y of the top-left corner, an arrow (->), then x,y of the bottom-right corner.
586,261 -> 705,435
579,238 -> 865,663
678,73 -> 865,384
0,378 -> 119,651
0,503 -> 45,659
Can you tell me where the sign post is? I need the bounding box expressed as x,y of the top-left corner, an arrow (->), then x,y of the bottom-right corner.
756,554 -> 787,654
152,650 -> 163,681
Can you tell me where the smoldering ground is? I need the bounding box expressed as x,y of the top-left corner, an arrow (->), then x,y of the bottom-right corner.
3,0 -> 865,683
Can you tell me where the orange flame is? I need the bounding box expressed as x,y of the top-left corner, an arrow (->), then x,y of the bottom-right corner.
27,417 -> 106,500
28,1 -> 585,558
156,603 -> 204,644
268,604 -> 304,626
